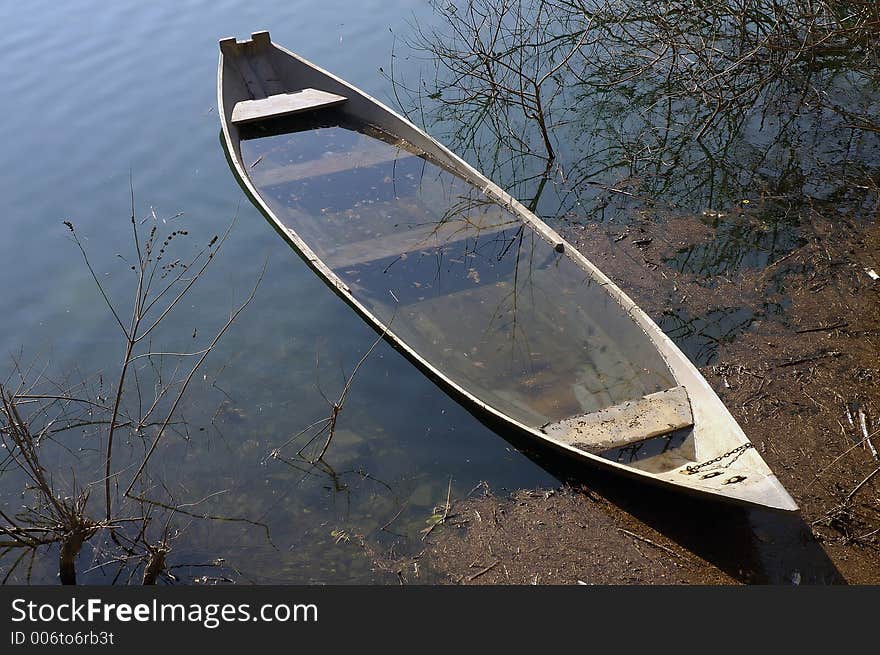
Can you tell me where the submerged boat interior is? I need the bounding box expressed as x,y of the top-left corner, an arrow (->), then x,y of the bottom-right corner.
229,117 -> 695,475
219,32 -> 798,512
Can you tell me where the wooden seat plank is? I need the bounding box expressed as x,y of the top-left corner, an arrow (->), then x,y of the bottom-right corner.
541,386 -> 693,454
251,146 -> 417,187
231,89 -> 347,124
324,217 -> 522,269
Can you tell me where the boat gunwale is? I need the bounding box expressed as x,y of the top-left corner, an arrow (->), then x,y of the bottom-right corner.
217,34 -> 798,512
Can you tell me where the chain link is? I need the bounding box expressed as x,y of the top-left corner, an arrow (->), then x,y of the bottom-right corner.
684,443 -> 754,475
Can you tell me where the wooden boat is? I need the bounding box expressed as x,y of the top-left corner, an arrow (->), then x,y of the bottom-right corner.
218,31 -> 798,512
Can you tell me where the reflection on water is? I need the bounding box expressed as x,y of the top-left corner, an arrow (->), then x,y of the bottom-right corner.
0,0 -> 569,585
659,307 -> 758,367
375,0 -> 880,583
2,0 -> 869,584
401,0 -> 880,221
240,114 -> 675,427
666,215 -> 805,279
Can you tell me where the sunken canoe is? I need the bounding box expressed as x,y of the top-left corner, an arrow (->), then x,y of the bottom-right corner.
218,31 -> 798,512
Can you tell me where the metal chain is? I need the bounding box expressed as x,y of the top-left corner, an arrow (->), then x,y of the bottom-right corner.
684,443 -> 754,475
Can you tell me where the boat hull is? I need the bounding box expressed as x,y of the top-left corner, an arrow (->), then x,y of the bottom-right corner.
218,32 -> 798,512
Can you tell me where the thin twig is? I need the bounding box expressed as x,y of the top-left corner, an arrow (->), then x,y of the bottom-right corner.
466,559 -> 500,582
618,528 -> 688,560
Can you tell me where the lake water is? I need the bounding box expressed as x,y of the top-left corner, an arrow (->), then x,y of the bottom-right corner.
1,1 -> 869,585
239,115 -> 675,427
0,0 -> 563,583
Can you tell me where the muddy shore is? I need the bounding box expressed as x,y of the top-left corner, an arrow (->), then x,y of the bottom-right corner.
368,196 -> 880,585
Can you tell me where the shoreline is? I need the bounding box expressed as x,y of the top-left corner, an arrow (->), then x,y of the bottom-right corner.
377,197 -> 880,584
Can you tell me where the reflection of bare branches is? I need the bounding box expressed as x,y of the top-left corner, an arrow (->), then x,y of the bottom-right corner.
125,491 -> 274,547
1,388 -> 103,584
123,262 -> 265,498
395,0 -> 880,214
269,327 -> 388,465
395,0 -> 592,180
63,196 -> 237,521
659,306 -> 756,366
1,193 -> 264,584
271,454 -> 393,497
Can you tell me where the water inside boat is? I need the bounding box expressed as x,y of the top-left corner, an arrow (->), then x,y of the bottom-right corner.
239,112 -> 676,429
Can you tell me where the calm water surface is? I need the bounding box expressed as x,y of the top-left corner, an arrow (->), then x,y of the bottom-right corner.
0,1 -> 559,583
0,1 -> 855,585
241,117 -> 675,426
